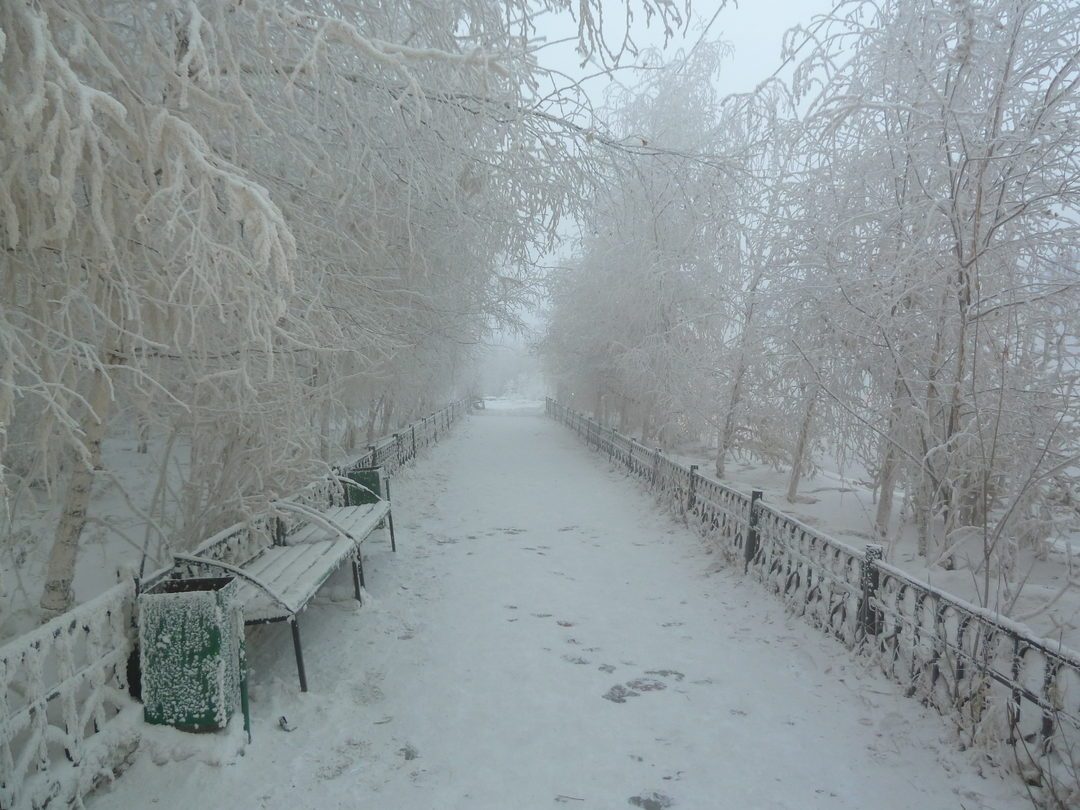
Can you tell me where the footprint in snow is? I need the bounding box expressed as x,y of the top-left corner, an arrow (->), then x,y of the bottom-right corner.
625,677 -> 666,693
316,737 -> 369,780
603,684 -> 640,703
645,669 -> 684,682
628,791 -> 674,809
604,675 -> 672,703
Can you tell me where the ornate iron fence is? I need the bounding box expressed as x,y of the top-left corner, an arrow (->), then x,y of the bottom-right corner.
547,397 -> 1080,801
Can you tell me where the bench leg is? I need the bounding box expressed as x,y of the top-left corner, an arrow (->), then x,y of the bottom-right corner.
385,480 -> 397,552
290,617 -> 308,693
352,552 -> 365,602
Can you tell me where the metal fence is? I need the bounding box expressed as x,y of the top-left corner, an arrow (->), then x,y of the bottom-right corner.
0,399 -> 468,810
548,397 -> 1080,802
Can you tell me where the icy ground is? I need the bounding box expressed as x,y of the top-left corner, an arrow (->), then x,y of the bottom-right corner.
91,401 -> 1026,809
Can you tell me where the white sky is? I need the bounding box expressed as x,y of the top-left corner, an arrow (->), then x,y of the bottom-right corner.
496,1 -> 842,342
531,0 -> 840,108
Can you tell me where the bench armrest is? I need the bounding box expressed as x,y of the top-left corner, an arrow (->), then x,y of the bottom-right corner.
272,500 -> 357,544
332,473 -> 383,502
173,553 -> 298,614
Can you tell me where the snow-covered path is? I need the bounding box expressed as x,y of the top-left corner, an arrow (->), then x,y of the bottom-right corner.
92,403 -> 1024,809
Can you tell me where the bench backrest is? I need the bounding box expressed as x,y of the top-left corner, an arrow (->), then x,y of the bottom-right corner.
185,517 -> 276,571
342,466 -> 387,505
164,465 -> 387,579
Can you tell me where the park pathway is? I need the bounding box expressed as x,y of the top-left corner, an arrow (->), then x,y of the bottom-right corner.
91,400 -> 1024,810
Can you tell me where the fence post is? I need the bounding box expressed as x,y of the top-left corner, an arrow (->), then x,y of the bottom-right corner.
609,427 -> 615,462
368,444 -> 377,466
629,440 -> 634,472
411,425 -> 417,459
688,465 -> 698,511
652,448 -> 661,487
744,490 -> 763,572
859,544 -> 884,637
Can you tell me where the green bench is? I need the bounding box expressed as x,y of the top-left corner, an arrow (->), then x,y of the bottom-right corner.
172,467 -> 396,692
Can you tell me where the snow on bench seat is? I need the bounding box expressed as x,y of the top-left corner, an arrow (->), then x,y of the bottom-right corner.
237,538 -> 357,623
287,501 -> 391,547
172,496 -> 395,691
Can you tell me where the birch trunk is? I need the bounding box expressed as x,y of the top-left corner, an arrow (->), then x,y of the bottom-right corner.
39,358 -> 114,616
715,357 -> 747,478
786,387 -> 817,503
365,396 -> 382,443
379,396 -> 395,435
874,374 -> 907,538
343,418 -> 358,451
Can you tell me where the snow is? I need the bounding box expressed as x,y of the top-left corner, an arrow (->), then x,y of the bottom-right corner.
88,405 -> 1026,809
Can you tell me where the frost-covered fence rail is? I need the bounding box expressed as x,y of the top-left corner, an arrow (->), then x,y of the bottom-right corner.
0,400 -> 467,810
0,581 -> 140,809
547,398 -> 1080,797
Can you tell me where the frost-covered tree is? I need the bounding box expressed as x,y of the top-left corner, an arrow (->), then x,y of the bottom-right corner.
544,0 -> 1080,612
1,0 -> 695,623
796,0 -> 1080,590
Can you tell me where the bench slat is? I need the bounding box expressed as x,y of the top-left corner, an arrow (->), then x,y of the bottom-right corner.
196,502 -> 391,624
288,502 -> 389,545
238,539 -> 355,622
244,539 -> 330,584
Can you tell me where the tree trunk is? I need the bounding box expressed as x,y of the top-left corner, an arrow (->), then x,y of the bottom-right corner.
914,471 -> 933,559
343,417 -> 358,451
319,399 -> 331,462
875,444 -> 899,540
715,358 -> 747,478
365,396 -> 382,443
379,396 -> 396,435
40,358 -> 114,616
786,387 -> 817,503
874,374 -> 907,539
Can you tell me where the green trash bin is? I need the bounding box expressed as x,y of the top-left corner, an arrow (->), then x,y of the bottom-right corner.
139,576 -> 245,732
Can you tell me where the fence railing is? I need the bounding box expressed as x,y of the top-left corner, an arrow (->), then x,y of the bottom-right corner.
548,397 -> 1080,801
0,399 -> 468,810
